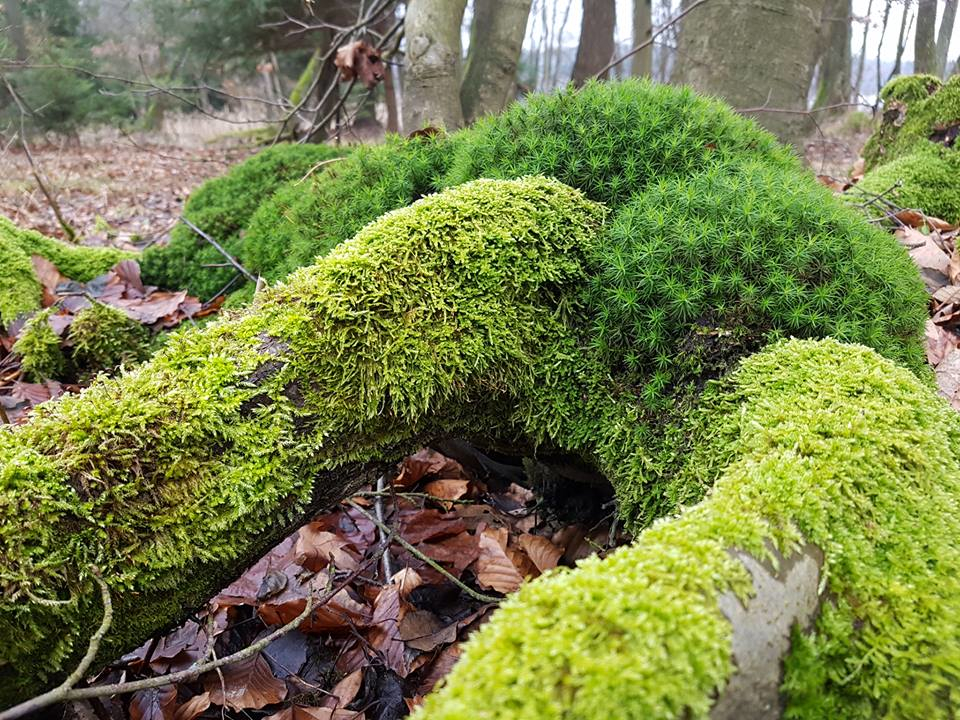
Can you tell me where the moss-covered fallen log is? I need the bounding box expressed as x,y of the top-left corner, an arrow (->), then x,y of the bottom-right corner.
417,338 -> 960,720
0,81 -> 937,711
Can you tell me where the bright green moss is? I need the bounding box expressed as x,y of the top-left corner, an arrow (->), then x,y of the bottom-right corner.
12,309 -> 66,381
855,144 -> 960,224
241,134 -> 457,284
68,302 -> 151,379
418,339 -> 960,720
863,74 -> 960,170
0,216 -> 132,325
139,142 -> 345,299
879,73 -> 942,104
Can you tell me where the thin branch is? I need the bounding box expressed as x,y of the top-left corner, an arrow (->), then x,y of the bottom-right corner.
347,501 -> 500,604
0,569 -> 112,720
593,0 -> 712,80
179,216 -> 258,284
374,473 -> 395,581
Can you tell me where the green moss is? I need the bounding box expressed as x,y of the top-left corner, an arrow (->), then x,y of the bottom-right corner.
863,74 -> 960,170
12,309 -> 66,381
241,134 -> 457,284
139,142 -> 346,300
855,144 -> 960,224
0,216 -> 132,326
418,339 -> 960,720
68,302 -> 151,379
879,74 -> 942,104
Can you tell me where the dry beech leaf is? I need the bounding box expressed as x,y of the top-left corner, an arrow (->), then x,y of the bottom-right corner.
950,248 -> 960,286
506,546 -> 539,579
266,707 -> 363,720
296,525 -> 359,572
397,508 -> 466,544
895,209 -> 957,232
416,644 -> 462,696
204,653 -> 287,711
517,534 -> 563,573
417,532 -> 481,574
320,668 -> 364,709
926,320 -> 958,366
423,478 -> 470,504
173,693 -> 211,720
475,528 -> 523,593
367,584 -> 408,676
130,686 -> 177,720
399,609 -> 457,652
392,567 -> 424,598
397,448 -> 467,487
30,255 -> 67,306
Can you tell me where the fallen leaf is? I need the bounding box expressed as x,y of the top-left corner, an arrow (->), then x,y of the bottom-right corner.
30,255 -> 68,306
926,320 -> 959,366
417,532 -> 481,574
397,508 -> 466,544
423,479 -> 471,506
130,686 -> 176,720
474,528 -> 523,593
399,609 -> 457,652
517,534 -> 563,573
935,346 -> 960,408
296,525 -> 360,572
416,644 -> 462,696
397,448 -> 467,487
895,209 -> 957,232
265,707 -> 363,720
204,653 -> 287,711
173,693 -> 211,720
319,668 -> 363,709
367,584 -> 408,676
950,248 -> 960,286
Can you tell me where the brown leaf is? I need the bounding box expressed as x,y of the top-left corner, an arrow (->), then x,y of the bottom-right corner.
422,479 -> 471,506
216,535 -> 299,607
895,209 -> 957,232
117,290 -> 188,325
296,525 -> 359,572
367,584 -> 408,676
397,508 -> 466,544
334,40 -> 385,89
416,644 -> 461,696
399,609 -> 457,652
926,320 -> 959,366
266,707 -> 364,720
474,528 -> 523,593
30,255 -> 67,306
397,448 -> 466,487
293,587 -> 372,631
417,532 -> 481,574
517,534 -> 563,574
173,693 -> 211,720
204,653 -> 287,711
319,669 -> 363,709
815,174 -> 849,192
130,686 -> 177,720
950,248 -> 960,286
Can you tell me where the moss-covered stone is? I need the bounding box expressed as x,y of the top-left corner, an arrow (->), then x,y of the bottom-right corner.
418,339 -> 960,720
0,216 -> 132,326
68,302 -> 151,379
139,142 -> 346,300
856,144 -> 960,224
862,74 -> 960,171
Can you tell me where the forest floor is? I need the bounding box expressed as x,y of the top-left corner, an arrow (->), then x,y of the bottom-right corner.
2,117 -> 959,719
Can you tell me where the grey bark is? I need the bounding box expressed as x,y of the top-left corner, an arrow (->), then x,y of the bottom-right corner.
888,3 -> 915,82
674,0 -> 828,146
914,0 -> 938,74
814,0 -> 852,108
875,1 -> 893,99
853,0 -> 874,97
571,0 -> 616,84
935,0 -> 958,77
402,0 -> 468,131
631,0 -> 653,77
461,0 -> 534,123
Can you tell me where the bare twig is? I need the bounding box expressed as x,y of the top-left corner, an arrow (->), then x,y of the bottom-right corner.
296,156 -> 346,183
347,500 -> 500,603
593,0 -> 712,79
374,473 -> 396,581
179,216 -> 258,284
1,73 -> 78,242
0,569 -> 112,720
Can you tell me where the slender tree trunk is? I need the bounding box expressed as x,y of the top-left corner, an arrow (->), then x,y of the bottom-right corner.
631,0 -> 653,77
402,0 -> 468,131
914,0 -> 938,74
674,0 -> 828,145
814,0 -> 852,108
875,0 -> 893,98
935,0 -> 958,77
853,0 -> 874,97
571,0 -> 616,85
888,3 -> 915,82
3,0 -> 28,62
461,0 -> 534,123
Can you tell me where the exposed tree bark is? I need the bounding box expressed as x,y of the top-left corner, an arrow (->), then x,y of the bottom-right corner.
460,0 -> 534,123
674,0 -> 828,145
935,0 -> 958,77
888,3 -> 915,82
3,0 -> 28,62
402,0 -> 468,131
631,0 -> 653,77
814,0 -> 852,108
571,0 -> 616,85
853,0 -> 874,97
875,1 -> 893,98
914,0 -> 938,74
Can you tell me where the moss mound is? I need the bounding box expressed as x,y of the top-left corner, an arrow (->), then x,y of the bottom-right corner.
863,74 -> 960,171
139,142 -> 345,300
241,134 -> 454,284
857,144 -> 960,224
418,339 -> 960,720
12,309 -> 67,381
0,216 -> 133,326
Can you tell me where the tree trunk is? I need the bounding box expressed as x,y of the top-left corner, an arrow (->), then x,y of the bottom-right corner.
631,0 -> 653,77
461,0 -> 534,123
875,1 -> 893,99
888,4 -> 915,82
853,0 -> 874,97
3,0 -> 28,62
571,0 -> 616,85
935,0 -> 958,77
674,0 -> 828,145
914,0 -> 938,74
813,0 -> 852,109
402,0 -> 468,131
